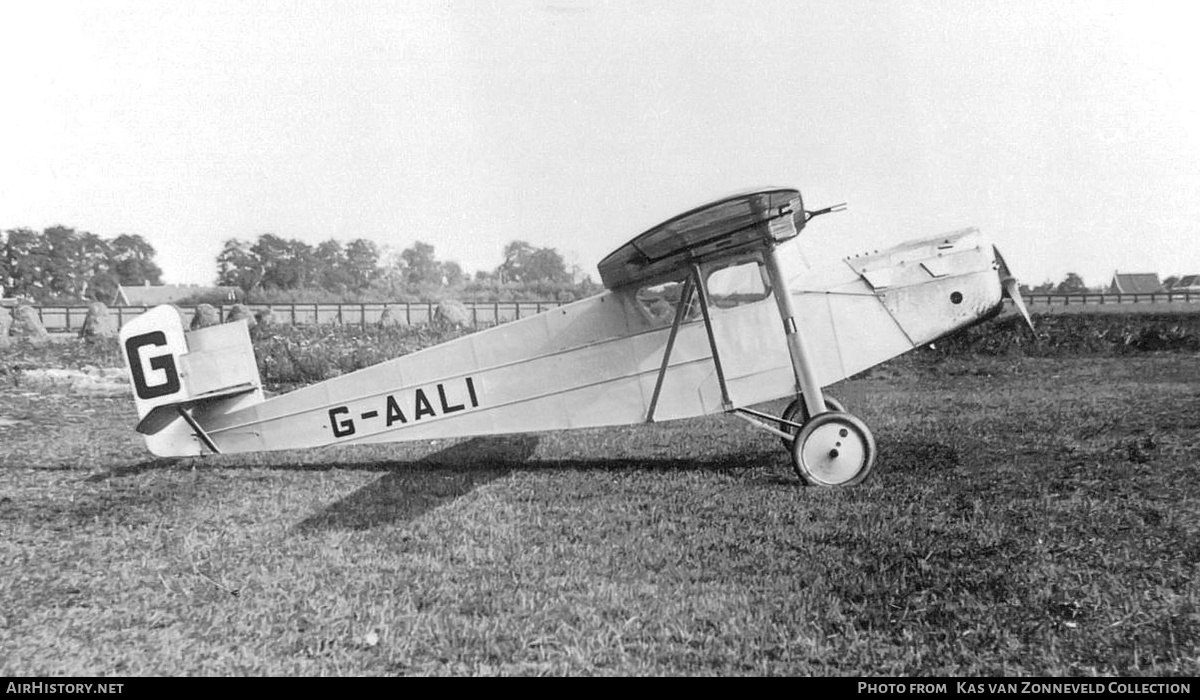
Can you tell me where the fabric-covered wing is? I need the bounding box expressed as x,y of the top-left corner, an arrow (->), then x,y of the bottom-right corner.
598,188 -> 803,290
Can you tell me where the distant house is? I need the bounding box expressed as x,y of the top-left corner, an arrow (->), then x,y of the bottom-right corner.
113,284 -> 242,306
1168,275 -> 1200,294
1108,272 -> 1165,295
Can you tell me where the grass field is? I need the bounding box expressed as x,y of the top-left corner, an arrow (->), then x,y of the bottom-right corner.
2,341 -> 1199,675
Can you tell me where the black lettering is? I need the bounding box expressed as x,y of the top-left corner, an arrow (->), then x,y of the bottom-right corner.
361,410 -> 378,419
438,383 -> 465,413
414,389 -> 436,420
466,376 -> 479,407
329,406 -> 355,437
125,331 -> 181,400
385,395 -> 407,425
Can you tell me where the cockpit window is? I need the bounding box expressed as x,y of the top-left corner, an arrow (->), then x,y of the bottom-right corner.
635,279 -> 698,323
706,260 -> 771,308
634,260 -> 770,325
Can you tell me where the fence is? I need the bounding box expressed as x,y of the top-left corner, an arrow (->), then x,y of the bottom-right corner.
23,292 -> 1200,333
1023,292 -> 1198,307
29,301 -> 570,333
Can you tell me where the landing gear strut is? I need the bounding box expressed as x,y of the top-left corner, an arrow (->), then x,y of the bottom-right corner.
778,395 -> 845,447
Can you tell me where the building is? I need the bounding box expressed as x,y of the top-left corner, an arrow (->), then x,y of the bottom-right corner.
113,284 -> 242,306
1108,272 -> 1165,295
1167,275 -> 1200,294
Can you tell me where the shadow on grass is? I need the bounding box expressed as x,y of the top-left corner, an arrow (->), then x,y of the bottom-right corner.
84,433 -> 790,532
85,458 -> 185,482
296,436 -> 786,532
295,435 -> 540,531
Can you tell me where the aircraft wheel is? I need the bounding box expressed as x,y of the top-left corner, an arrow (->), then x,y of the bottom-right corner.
790,411 -> 876,487
779,395 -> 845,447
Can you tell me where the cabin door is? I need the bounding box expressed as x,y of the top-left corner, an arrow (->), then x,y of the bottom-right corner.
698,259 -> 793,408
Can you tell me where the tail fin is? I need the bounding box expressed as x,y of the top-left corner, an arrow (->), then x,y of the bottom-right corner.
120,305 -> 264,456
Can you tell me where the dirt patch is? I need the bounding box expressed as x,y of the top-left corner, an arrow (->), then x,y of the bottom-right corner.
16,366 -> 128,396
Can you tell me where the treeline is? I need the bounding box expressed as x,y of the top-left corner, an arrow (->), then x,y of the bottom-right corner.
1,226 -> 602,304
216,235 -> 602,303
1,227 -> 162,304
1021,272 -> 1193,295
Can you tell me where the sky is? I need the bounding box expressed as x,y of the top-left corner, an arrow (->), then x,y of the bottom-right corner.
2,0 -> 1199,289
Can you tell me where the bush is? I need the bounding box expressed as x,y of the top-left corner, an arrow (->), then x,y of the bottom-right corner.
924,312 -> 1200,358
251,324 -> 474,387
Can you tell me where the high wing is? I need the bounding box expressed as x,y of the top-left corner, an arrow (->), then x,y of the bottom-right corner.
597,187 -> 804,290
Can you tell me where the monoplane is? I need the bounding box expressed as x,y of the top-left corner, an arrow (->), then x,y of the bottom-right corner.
120,188 -> 1031,486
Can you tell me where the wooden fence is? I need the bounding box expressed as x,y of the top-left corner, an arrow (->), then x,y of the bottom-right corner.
21,291 -> 1200,333
27,301 -> 570,333
1023,291 -> 1198,307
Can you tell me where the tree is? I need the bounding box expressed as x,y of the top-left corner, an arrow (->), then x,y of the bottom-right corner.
441,260 -> 465,287
110,234 -> 163,287
217,238 -> 262,293
344,238 -> 380,291
0,228 -> 45,297
76,231 -> 115,300
400,241 -> 444,287
0,227 -> 165,301
251,234 -> 317,290
499,240 -> 535,283
498,240 -> 568,283
314,239 -> 351,291
42,225 -> 84,297
1055,272 -> 1087,294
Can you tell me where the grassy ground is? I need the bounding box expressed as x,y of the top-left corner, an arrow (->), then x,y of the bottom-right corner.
2,346 -> 1199,675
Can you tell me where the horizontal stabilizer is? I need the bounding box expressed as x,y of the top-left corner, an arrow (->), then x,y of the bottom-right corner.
135,383 -> 260,435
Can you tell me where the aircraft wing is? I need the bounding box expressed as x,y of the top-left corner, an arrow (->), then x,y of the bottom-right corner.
597,188 -> 803,289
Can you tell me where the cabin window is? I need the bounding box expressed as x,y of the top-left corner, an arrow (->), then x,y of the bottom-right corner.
705,260 -> 771,308
635,279 -> 699,324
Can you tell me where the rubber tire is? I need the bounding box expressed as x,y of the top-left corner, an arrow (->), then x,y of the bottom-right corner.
790,410 -> 877,487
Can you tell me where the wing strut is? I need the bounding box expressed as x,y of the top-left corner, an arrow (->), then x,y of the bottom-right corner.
691,262 -> 733,411
762,243 -> 827,418
176,405 -> 222,454
645,262 -> 737,421
646,275 -> 695,422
